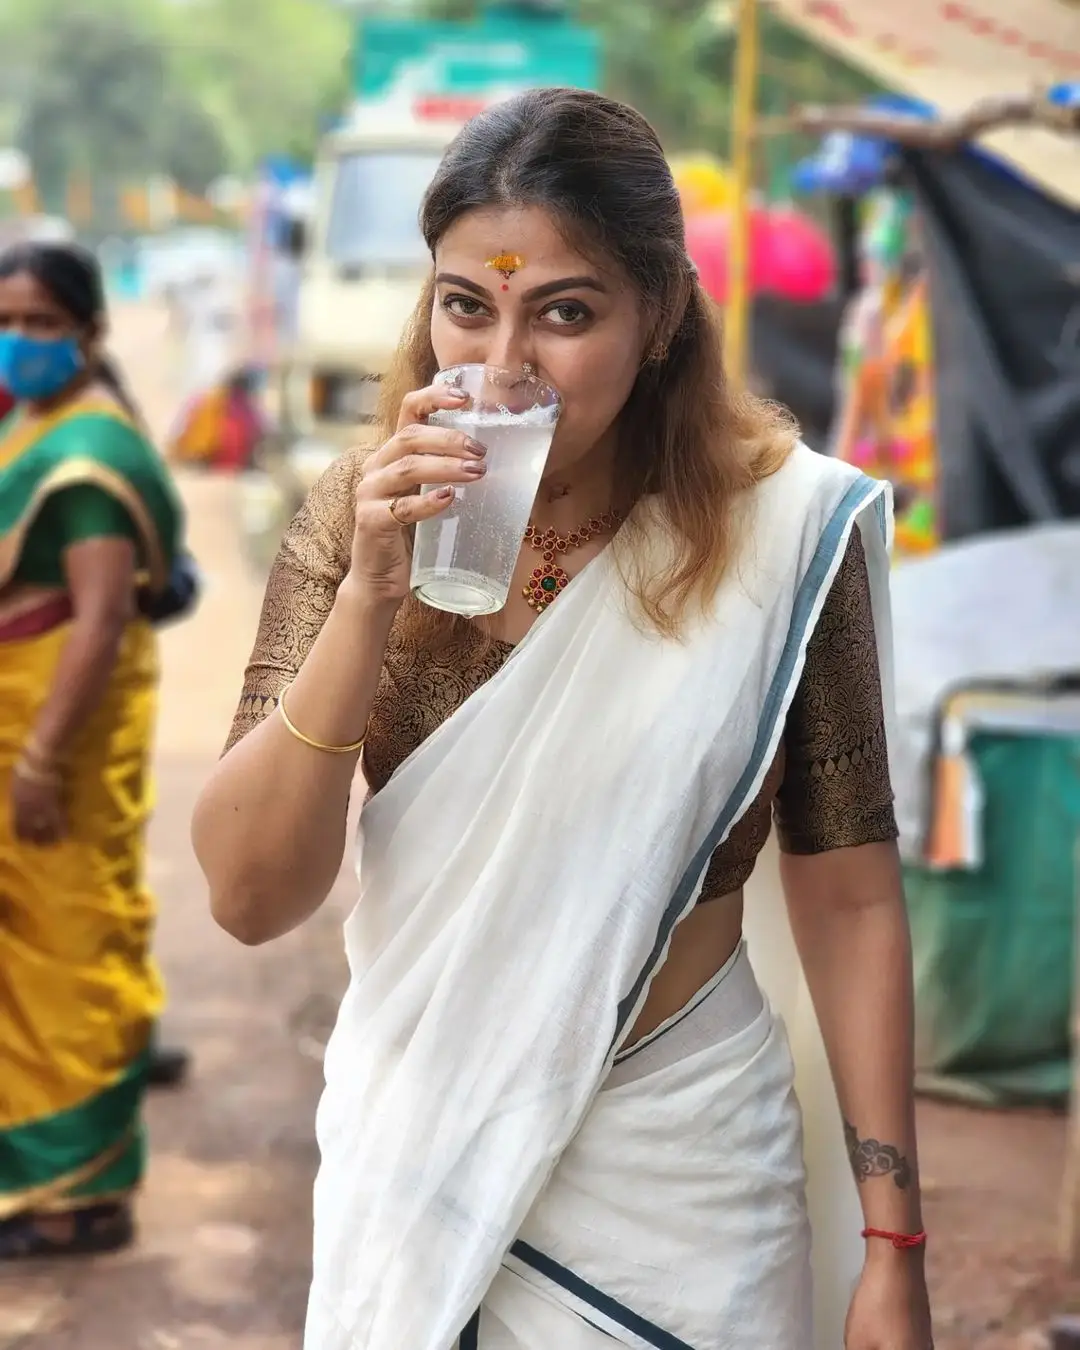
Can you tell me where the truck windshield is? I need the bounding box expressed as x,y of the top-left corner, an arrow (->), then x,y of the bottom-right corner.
325,151 -> 444,269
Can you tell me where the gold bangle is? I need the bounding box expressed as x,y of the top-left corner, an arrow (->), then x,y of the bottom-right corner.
14,757 -> 63,787
277,683 -> 366,755
24,734 -> 61,769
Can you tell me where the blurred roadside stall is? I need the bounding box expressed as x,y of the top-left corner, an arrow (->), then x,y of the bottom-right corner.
726,0 -> 1080,1275
787,90 -> 1079,550
888,525 -> 1080,1109
728,0 -> 1080,549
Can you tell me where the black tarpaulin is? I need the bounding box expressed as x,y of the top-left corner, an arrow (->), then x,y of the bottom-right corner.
749,294 -> 842,451
900,147 -> 1080,540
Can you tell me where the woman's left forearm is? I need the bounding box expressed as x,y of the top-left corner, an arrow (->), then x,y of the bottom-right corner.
784,854 -> 922,1233
31,617 -> 127,761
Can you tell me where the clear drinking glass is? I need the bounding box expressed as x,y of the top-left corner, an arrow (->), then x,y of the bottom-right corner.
410,363 -> 562,615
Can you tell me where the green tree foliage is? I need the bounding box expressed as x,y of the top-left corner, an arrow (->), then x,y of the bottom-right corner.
161,0 -> 352,167
159,94 -> 233,196
0,0 -> 883,210
12,4 -> 174,207
0,0 -> 351,203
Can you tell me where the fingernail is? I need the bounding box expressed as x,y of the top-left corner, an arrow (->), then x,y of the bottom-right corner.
445,388 -> 469,400
436,485 -> 455,498
465,438 -> 486,456
462,460 -> 486,475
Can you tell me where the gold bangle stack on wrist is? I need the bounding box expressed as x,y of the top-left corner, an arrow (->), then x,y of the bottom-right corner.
14,736 -> 63,787
277,683 -> 366,755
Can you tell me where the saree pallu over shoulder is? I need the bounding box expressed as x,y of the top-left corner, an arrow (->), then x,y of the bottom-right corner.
0,398 -> 181,592
307,445 -> 893,1350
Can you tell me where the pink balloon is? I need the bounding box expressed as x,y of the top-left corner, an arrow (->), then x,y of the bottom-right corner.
685,207 -> 835,304
684,210 -> 759,305
764,206 -> 836,302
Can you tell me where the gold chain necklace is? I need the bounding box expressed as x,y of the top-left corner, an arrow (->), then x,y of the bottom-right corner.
521,511 -> 623,611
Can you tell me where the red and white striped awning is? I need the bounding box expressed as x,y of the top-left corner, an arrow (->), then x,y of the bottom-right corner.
768,0 -> 1080,203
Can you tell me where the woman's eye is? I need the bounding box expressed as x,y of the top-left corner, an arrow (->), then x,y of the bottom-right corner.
543,302 -> 589,327
443,295 -> 487,319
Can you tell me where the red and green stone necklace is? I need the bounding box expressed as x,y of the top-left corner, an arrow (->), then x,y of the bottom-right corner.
521,511 -> 623,611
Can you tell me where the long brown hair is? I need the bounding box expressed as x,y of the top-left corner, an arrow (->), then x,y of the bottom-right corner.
380,87 -> 796,639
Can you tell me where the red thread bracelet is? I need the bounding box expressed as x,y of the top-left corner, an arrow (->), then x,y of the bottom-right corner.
862,1227 -> 927,1249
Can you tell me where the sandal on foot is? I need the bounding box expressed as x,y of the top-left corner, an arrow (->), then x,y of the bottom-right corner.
0,1201 -> 134,1260
147,1042 -> 191,1089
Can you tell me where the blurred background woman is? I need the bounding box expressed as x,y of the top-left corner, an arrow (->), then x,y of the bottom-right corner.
0,241 -> 184,1258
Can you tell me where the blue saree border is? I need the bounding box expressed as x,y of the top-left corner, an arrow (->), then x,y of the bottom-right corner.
509,1241 -> 696,1349
458,473 -> 887,1350
502,475 -> 884,1349
459,1310 -> 480,1349
614,474 -> 885,1042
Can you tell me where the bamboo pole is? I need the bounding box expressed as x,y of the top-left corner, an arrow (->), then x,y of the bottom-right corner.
724,0 -> 760,386
764,91 -> 1080,145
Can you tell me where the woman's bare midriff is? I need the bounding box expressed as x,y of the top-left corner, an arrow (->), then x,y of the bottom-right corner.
624,888 -> 745,1048
362,779 -> 743,1054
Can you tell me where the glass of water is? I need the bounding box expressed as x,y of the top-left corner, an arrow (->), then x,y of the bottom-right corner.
410,363 -> 562,616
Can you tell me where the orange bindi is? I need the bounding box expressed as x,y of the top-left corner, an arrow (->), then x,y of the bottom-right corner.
486,253 -> 526,281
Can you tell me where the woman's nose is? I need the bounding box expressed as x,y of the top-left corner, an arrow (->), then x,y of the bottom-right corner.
484,326 -> 533,375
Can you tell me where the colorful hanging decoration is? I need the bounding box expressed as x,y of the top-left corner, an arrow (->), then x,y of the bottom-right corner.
834,190 -> 939,556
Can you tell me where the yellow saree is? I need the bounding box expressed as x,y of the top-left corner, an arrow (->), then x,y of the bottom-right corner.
0,398 -> 180,1221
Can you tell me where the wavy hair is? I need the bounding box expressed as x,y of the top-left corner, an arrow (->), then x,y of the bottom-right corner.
379,87 -> 796,639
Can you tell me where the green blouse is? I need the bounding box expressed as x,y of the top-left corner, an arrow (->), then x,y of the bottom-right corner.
0,401 -> 181,596
14,485 -> 141,587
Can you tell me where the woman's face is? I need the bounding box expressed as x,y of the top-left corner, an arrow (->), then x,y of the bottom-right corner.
431,205 -> 649,474
0,270 -> 82,346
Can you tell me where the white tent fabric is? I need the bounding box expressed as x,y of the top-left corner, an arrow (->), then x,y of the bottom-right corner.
769,0 -> 1080,205
889,523 -> 1080,857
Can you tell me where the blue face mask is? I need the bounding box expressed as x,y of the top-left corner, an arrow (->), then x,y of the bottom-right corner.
0,331 -> 85,402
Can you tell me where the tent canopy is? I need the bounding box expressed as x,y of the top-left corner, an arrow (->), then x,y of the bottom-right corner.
769,0 -> 1080,203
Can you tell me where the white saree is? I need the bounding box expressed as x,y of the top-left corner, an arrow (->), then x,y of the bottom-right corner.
306,443 -> 894,1350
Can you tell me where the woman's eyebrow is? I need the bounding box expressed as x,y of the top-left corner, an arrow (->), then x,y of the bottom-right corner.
521,276 -> 607,302
434,273 -> 494,300
434,273 -> 609,303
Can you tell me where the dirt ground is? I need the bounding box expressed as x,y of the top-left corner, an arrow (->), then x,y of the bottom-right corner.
921,1100 -> 1076,1348
0,302 -> 1075,1349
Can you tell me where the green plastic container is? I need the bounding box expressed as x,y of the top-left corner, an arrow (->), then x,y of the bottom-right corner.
904,729 -> 1080,1106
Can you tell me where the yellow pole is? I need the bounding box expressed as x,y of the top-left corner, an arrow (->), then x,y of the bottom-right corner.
725,0 -> 760,385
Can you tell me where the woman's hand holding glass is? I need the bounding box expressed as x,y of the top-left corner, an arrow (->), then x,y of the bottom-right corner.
348,383 -> 487,604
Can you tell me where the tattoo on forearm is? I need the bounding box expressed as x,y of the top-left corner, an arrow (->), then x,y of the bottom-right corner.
843,1119 -> 913,1190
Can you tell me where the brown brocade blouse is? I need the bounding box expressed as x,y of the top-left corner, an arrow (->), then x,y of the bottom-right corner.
225,450 -> 898,900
